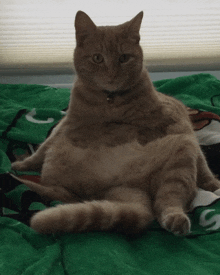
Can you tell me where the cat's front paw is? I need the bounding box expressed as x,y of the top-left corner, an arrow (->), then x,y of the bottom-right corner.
11,161 -> 27,171
160,212 -> 191,236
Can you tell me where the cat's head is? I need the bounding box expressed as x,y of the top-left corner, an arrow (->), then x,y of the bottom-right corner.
74,11 -> 144,92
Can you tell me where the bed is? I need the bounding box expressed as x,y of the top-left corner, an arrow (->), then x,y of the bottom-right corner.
1,73 -> 220,275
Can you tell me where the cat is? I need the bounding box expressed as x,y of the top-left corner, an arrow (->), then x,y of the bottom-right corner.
11,10 -> 220,236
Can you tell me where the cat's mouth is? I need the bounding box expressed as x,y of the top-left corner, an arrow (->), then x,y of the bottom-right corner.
101,80 -> 132,101
102,83 -> 120,92
97,78 -> 129,95
95,77 -> 121,91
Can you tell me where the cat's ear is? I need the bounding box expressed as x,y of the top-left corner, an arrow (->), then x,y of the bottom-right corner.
129,11 -> 143,33
126,11 -> 143,43
75,11 -> 97,46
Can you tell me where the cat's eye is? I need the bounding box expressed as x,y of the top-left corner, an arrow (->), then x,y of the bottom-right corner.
119,54 -> 130,63
92,54 -> 104,64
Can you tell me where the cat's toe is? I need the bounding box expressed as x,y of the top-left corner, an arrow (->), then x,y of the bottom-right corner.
160,212 -> 191,236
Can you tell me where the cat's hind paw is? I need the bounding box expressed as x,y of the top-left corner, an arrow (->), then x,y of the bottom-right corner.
11,161 -> 28,171
160,212 -> 191,236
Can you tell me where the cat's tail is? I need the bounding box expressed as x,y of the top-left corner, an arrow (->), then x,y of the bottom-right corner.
30,200 -> 153,234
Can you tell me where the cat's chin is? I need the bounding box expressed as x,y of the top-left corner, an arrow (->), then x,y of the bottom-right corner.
100,85 -> 121,92
101,84 -> 129,93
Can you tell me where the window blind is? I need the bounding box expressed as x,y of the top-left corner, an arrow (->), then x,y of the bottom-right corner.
1,0 -> 220,75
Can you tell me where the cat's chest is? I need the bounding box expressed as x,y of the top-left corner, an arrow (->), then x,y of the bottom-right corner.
68,122 -> 167,148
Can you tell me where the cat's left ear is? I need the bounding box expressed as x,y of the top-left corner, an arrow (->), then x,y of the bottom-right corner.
75,11 -> 97,46
126,11 -> 143,43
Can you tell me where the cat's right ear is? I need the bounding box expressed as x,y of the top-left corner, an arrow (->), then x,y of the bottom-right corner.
126,11 -> 143,44
75,11 -> 97,46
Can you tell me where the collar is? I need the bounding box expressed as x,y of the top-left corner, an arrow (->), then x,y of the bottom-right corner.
103,89 -> 131,104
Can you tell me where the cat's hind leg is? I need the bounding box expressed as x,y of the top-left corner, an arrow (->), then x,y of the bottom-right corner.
11,141 -> 49,172
152,135 -> 198,235
30,187 -> 154,234
10,173 -> 79,203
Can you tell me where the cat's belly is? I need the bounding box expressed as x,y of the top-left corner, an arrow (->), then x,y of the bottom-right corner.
68,141 -> 149,191
50,135 -> 177,198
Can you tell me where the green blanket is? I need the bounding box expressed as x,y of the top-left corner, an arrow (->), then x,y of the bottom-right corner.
1,73 -> 220,275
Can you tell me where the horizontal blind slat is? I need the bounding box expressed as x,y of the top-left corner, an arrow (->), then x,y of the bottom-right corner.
1,0 -> 220,74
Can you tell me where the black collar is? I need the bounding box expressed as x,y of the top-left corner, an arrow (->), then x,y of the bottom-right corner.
103,89 -> 131,104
